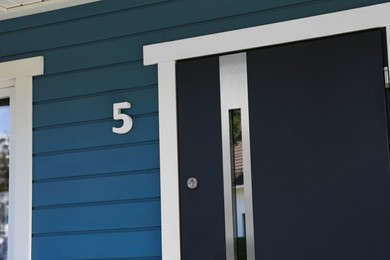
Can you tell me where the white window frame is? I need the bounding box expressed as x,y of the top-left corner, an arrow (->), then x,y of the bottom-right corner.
0,56 -> 44,260
144,3 -> 390,260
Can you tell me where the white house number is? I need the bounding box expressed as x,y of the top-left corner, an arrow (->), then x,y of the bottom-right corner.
112,102 -> 133,134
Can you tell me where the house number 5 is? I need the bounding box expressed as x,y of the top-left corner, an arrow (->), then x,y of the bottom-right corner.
112,102 -> 133,134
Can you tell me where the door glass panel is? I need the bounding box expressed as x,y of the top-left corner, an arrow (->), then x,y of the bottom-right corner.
229,109 -> 247,259
220,53 -> 255,260
0,98 -> 9,260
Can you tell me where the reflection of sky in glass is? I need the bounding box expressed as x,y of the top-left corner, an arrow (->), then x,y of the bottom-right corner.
0,106 -> 9,137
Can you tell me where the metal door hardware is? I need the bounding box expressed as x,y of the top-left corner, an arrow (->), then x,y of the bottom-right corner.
187,177 -> 198,189
385,67 -> 389,89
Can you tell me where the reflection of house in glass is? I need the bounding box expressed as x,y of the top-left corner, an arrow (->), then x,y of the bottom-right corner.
233,141 -> 245,238
234,141 -> 243,186
230,109 -> 247,259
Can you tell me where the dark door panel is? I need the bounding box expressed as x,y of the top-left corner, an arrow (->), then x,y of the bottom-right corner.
177,56 -> 227,260
247,29 -> 390,260
177,29 -> 390,260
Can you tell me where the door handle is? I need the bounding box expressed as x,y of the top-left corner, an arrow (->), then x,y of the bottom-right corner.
187,177 -> 198,189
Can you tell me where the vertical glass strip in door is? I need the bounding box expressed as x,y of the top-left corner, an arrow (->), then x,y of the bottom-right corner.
229,109 -> 247,259
0,98 -> 9,260
220,53 -> 255,260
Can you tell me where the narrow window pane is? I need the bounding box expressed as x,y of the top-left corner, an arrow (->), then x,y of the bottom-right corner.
230,109 -> 246,259
0,98 -> 9,260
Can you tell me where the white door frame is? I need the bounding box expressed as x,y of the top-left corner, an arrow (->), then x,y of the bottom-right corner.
0,56 -> 44,260
143,3 -> 390,260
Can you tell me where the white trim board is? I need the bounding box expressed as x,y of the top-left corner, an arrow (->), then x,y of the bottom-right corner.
0,56 -> 44,260
144,3 -> 390,65
0,0 -> 100,21
143,3 -> 390,260
0,56 -> 43,79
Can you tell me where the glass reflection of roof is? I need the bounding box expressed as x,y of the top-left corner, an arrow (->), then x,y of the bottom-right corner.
234,141 -> 243,186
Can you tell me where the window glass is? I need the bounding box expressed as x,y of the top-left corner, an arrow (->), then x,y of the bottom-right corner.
230,109 -> 246,259
0,98 -> 9,260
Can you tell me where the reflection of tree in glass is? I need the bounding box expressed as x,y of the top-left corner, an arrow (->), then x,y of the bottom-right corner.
0,138 -> 8,193
0,137 -> 8,259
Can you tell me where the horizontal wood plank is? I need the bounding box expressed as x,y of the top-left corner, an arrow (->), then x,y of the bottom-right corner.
33,142 -> 159,179
34,114 -> 158,154
32,230 -> 162,259
33,87 -> 157,127
34,62 -> 157,102
33,170 -> 160,206
0,0 -> 346,57
33,200 -> 161,234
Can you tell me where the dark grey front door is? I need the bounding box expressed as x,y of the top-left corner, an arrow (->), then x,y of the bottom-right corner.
177,56 -> 226,259
177,29 -> 390,260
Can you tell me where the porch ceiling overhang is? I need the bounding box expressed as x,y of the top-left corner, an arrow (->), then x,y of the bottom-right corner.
0,0 -> 100,20
0,0 -> 44,11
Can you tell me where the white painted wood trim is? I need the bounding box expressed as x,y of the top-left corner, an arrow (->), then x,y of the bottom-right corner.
0,79 -> 15,89
387,26 -> 390,67
158,61 -> 181,260
0,56 -> 43,79
144,3 -> 390,65
0,0 -> 100,21
144,3 -> 390,260
0,56 -> 44,260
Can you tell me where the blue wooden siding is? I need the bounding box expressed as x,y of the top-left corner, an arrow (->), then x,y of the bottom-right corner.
0,0 -> 387,259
